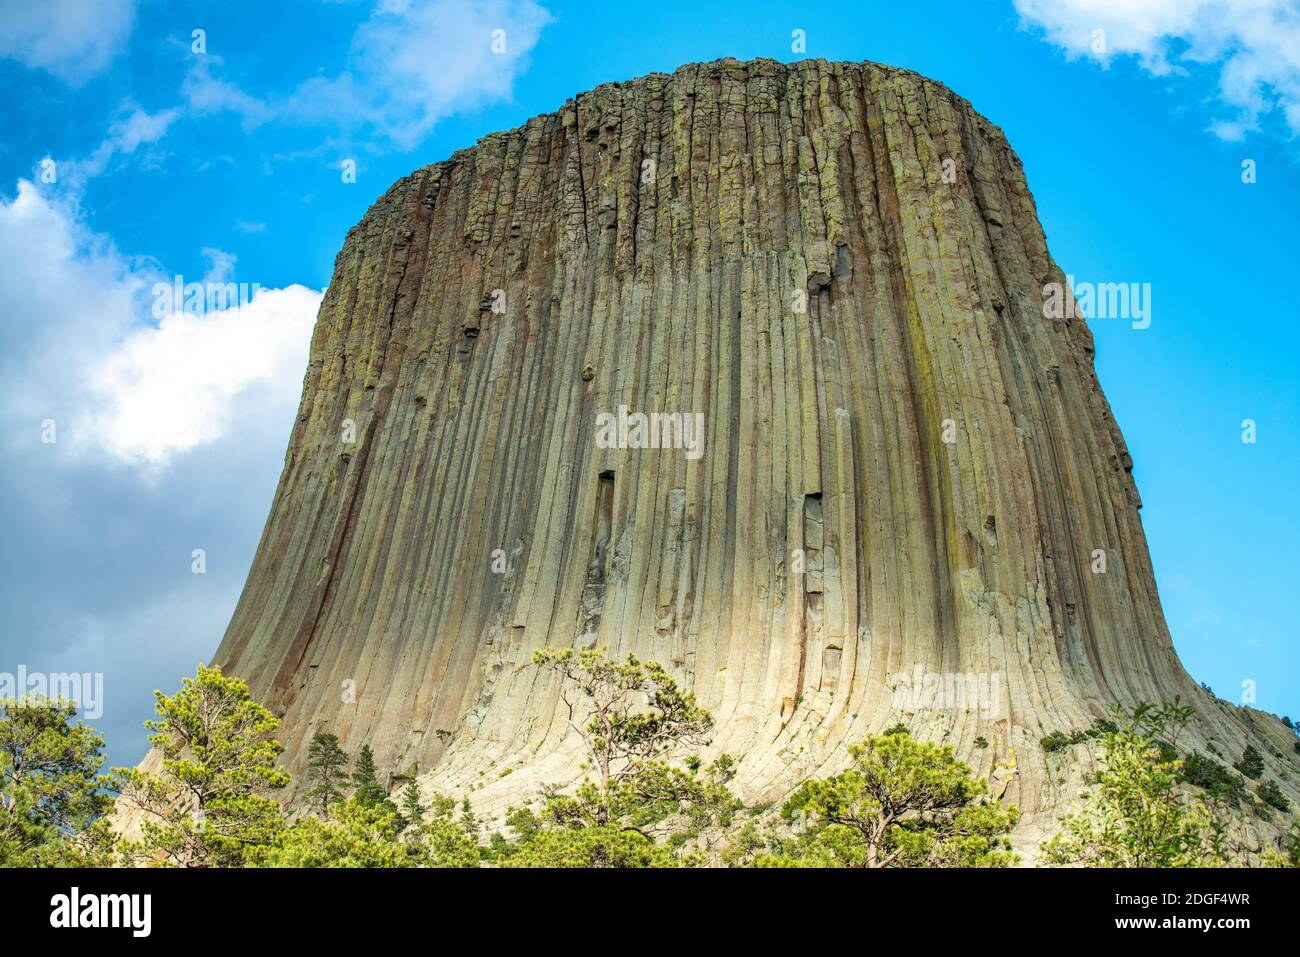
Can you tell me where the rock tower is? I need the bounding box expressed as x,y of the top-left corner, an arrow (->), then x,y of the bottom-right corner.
211,58 -> 1297,832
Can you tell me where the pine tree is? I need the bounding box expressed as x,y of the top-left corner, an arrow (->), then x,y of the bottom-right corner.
399,778 -> 424,830
351,745 -> 389,808
1234,744 -> 1265,780
248,797 -> 479,868
305,732 -> 349,815
758,728 -> 1019,868
112,665 -> 288,867
498,649 -> 738,867
0,698 -> 112,866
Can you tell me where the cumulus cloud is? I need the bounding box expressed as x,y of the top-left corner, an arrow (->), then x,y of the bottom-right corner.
89,284 -> 319,466
184,0 -> 553,147
0,180 -> 320,470
0,0 -> 136,84
1015,0 -> 1300,140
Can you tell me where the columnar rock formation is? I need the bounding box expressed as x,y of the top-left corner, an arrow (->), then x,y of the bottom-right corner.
212,58 -> 1296,834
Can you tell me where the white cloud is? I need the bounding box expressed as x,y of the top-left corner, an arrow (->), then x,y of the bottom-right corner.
182,54 -> 275,128
0,180 -> 146,418
0,180 -> 320,470
343,0 -> 553,145
61,102 -> 182,187
1015,0 -> 1300,140
0,0 -> 136,84
102,103 -> 181,154
200,246 -> 237,284
184,0 -> 553,147
90,285 -> 319,467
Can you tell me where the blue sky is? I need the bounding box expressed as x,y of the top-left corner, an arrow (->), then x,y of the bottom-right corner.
1,0 -> 1297,766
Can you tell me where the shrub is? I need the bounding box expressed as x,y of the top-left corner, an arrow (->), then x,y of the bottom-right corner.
1041,731 -> 1072,753
1256,780 -> 1290,813
1234,745 -> 1265,780
1042,701 -> 1226,867
1041,723 -> 1110,753
1181,752 -> 1246,806
1263,822 -> 1299,867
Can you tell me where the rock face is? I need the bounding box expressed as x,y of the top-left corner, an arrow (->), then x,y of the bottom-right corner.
213,58 -> 1295,829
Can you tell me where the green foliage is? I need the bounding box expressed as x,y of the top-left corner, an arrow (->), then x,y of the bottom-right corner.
531,756 -> 739,851
1181,752 -> 1246,806
496,806 -> 538,851
250,799 -> 417,867
1041,719 -> 1121,754
26,657 -> 1289,870
1042,701 -> 1226,867
0,698 -> 112,866
506,825 -> 678,867
494,649 -> 737,866
742,729 -> 1019,868
112,664 -> 289,867
1263,822 -> 1299,867
248,796 -> 479,868
1040,731 -> 1073,753
1255,780 -> 1290,813
1234,745 -> 1265,780
973,736 -> 988,749
532,648 -> 713,799
305,732 -> 349,814
399,778 -> 424,830
350,744 -> 392,809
